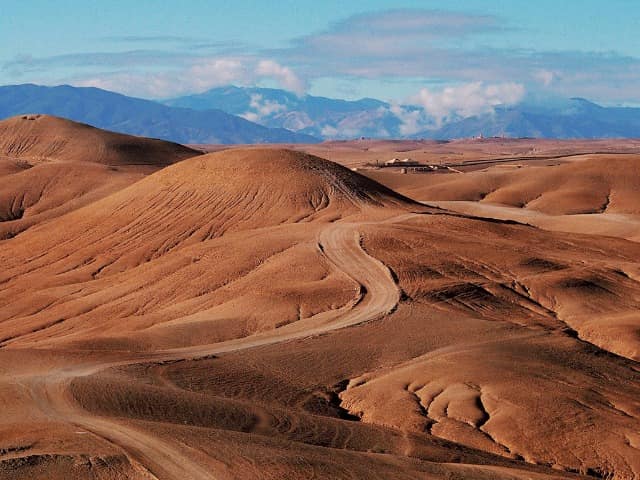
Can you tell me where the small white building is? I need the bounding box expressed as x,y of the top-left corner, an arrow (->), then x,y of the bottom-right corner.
384,157 -> 420,167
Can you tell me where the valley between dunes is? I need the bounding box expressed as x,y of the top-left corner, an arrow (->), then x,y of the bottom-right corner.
0,115 -> 639,480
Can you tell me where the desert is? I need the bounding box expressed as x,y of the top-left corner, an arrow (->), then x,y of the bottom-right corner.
0,113 -> 637,479
2,2 -> 640,479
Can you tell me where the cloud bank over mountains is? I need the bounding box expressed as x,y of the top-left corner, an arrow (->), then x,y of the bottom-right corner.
227,79 -> 527,137
410,82 -> 526,125
4,82 -> 640,143
70,58 -> 305,99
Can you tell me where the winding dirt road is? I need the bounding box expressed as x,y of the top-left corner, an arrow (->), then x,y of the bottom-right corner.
18,217 -> 404,480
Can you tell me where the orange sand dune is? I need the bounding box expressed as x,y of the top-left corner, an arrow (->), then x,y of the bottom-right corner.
0,115 -> 199,239
387,154 -> 640,215
0,149 -> 417,349
0,114 -> 197,166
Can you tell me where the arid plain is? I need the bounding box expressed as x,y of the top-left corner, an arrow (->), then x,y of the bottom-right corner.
1,115 -> 639,479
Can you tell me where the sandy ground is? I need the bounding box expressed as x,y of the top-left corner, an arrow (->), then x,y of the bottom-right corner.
195,137 -> 640,169
423,200 -> 640,242
0,129 -> 639,479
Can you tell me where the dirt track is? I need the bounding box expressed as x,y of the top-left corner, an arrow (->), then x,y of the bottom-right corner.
19,217 -> 403,479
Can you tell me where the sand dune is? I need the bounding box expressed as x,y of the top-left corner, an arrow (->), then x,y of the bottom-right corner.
0,115 -> 199,239
360,150 -> 640,362
398,154 -> 640,215
0,148 -> 416,350
0,125 -> 639,479
0,114 -> 197,166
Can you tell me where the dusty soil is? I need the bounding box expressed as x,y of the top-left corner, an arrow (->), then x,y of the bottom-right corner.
0,131 -> 639,479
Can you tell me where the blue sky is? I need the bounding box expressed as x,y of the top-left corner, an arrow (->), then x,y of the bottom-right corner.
2,0 -> 639,106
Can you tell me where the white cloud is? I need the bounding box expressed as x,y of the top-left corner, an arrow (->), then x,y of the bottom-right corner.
74,57 -> 252,98
72,57 -> 307,99
388,103 -> 425,135
240,94 -> 287,123
410,82 -> 525,125
241,111 -> 260,123
251,94 -> 287,116
293,9 -> 500,59
255,60 -> 306,95
187,58 -> 250,91
74,73 -> 178,98
275,9 -> 640,104
9,8 -> 640,104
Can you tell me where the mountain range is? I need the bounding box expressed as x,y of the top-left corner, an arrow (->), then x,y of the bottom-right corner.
164,85 -> 401,139
0,84 -> 318,144
1,83 -> 640,143
429,98 -> 640,139
165,86 -> 640,140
